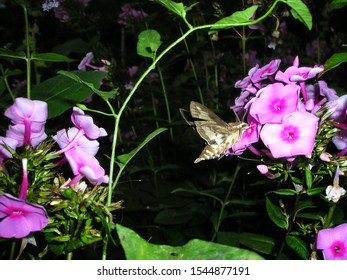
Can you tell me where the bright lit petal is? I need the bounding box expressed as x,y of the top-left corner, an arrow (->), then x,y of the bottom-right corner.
250,83 -> 299,124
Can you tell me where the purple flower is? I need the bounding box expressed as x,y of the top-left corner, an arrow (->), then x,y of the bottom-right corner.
78,52 -> 107,72
65,148 -> 109,185
78,52 -> 94,71
275,56 -> 323,84
53,127 -> 100,156
260,111 -> 318,158
4,98 -> 48,147
6,124 -> 47,148
332,130 -> 347,156
229,117 -> 260,155
117,4 -> 148,26
0,194 -> 49,238
5,98 -> 48,130
250,83 -> 299,124
251,59 -> 281,83
0,137 -> 18,162
257,164 -> 275,179
71,107 -> 107,140
317,223 -> 347,260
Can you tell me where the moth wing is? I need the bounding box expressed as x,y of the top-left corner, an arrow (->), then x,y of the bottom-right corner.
195,121 -> 232,145
190,101 -> 228,124
179,108 -> 195,127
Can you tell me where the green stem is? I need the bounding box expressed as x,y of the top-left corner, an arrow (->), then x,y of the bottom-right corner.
211,164 -> 241,242
157,63 -> 173,140
276,192 -> 301,258
0,65 -> 15,101
179,27 -> 204,104
67,252 -> 73,260
323,203 -> 336,229
241,26 -> 247,77
22,4 -> 31,99
10,240 -> 16,260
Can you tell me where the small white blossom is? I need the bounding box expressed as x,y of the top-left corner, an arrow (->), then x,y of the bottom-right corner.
325,166 -> 346,203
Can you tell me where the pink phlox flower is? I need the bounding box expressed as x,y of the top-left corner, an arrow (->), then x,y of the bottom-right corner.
317,223 -> 347,260
117,4 -> 148,26
53,127 -> 100,156
249,83 -> 299,124
0,136 -> 18,162
260,111 -> 318,158
78,52 -> 107,72
275,56 -> 323,84
64,148 -> 109,186
250,59 -> 281,83
5,98 -> 48,130
229,117 -> 260,155
0,193 -> 49,238
71,107 -> 107,140
4,98 -> 48,147
230,91 -> 251,113
6,124 -> 47,148
257,164 -> 275,179
326,95 -> 347,124
304,82 -> 331,113
78,52 -> 94,71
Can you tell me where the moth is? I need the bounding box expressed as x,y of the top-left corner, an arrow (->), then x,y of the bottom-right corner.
180,101 -> 249,164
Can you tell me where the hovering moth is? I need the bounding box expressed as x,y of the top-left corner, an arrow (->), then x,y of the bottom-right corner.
180,101 -> 249,164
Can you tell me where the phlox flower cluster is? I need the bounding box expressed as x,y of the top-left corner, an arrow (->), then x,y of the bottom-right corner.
231,57 -> 347,260
230,56 -> 334,159
0,97 -> 108,239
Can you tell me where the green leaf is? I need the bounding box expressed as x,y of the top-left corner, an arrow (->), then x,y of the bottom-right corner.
58,70 -> 117,101
306,187 -> 325,196
280,0 -> 312,30
31,52 -> 75,62
210,6 -> 258,31
137,30 -> 162,60
153,0 -> 186,19
320,52 -> 347,76
285,235 -> 309,259
294,200 -> 317,216
330,0 -> 347,9
171,187 -> 223,204
239,232 -> 276,255
31,70 -> 106,118
0,48 -> 26,60
305,166 -> 313,189
116,128 -> 167,168
269,189 -> 297,196
116,224 -> 263,260
265,196 -> 288,229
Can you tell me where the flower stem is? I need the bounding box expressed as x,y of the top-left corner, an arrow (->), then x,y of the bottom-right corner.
22,4 -> 31,99
323,203 -> 336,229
157,63 -> 173,141
211,164 -> 241,242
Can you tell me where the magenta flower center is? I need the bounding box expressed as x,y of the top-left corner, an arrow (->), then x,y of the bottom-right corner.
330,240 -> 346,256
281,125 -> 299,142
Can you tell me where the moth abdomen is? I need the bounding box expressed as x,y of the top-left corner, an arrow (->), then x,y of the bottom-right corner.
194,144 -> 224,164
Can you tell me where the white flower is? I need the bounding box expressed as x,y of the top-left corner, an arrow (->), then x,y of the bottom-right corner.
325,166 -> 346,203
326,184 -> 346,203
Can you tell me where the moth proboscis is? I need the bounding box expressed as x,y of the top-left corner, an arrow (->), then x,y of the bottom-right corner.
180,101 -> 249,164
